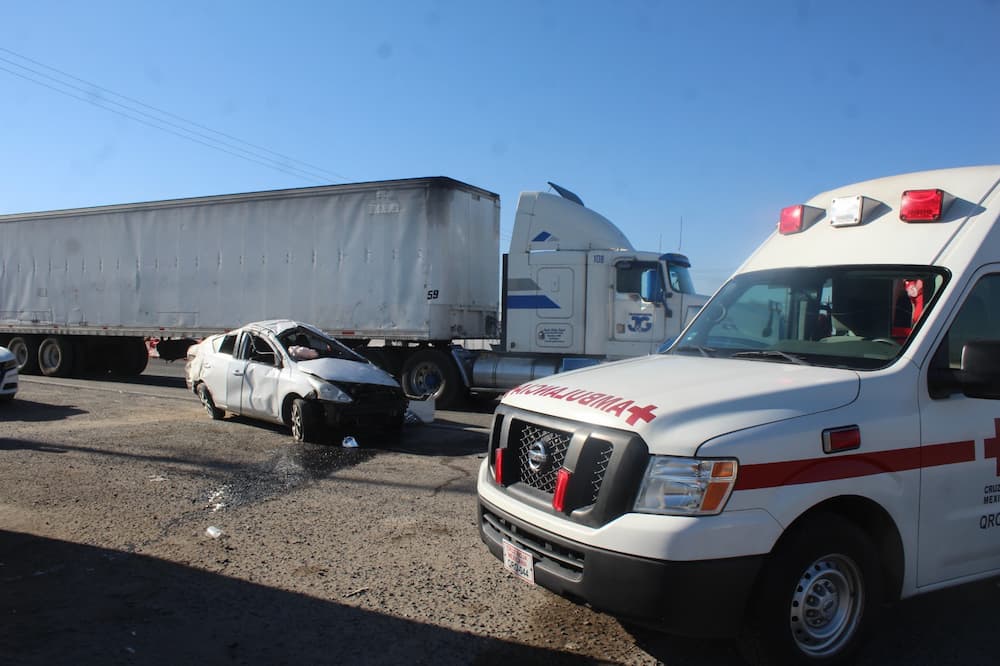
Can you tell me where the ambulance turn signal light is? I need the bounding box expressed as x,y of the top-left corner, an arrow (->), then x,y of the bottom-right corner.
901,189 -> 952,222
823,426 -> 861,454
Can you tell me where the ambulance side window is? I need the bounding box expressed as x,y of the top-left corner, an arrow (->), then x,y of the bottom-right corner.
941,275 -> 1000,369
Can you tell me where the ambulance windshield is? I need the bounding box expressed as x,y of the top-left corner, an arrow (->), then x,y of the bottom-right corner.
671,265 -> 948,370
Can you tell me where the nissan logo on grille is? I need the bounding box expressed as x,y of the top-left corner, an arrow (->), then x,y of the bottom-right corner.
527,439 -> 550,473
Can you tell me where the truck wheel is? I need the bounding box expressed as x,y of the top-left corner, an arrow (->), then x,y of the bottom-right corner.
290,398 -> 321,443
197,384 -> 224,420
401,349 -> 461,408
111,338 -> 149,376
740,514 -> 881,666
38,336 -> 76,377
8,336 -> 39,374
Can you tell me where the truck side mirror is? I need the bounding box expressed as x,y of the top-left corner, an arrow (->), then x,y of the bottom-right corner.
640,269 -> 667,303
958,340 -> 1000,399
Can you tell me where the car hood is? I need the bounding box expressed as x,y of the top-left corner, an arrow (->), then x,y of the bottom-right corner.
296,357 -> 399,388
501,355 -> 860,456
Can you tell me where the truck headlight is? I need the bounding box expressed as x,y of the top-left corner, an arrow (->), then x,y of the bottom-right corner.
315,381 -> 352,404
634,456 -> 738,516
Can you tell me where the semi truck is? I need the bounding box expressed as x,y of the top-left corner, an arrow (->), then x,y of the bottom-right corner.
0,177 -> 706,406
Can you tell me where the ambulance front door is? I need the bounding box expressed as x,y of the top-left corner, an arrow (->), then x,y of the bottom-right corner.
918,269 -> 1000,587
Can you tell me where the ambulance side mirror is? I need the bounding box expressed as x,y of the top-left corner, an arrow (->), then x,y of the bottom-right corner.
958,340 -> 1000,400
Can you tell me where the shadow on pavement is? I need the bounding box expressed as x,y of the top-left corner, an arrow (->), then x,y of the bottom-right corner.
0,530 -> 603,666
0,400 -> 87,423
626,576 -> 1000,666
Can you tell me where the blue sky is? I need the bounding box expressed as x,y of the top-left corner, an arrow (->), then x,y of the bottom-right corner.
3,1 -> 1000,294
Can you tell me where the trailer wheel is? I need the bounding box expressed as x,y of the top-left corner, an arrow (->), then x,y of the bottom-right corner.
8,336 -> 40,374
110,338 -> 149,376
38,336 -> 76,377
740,514 -> 881,666
401,349 -> 462,408
290,398 -> 321,443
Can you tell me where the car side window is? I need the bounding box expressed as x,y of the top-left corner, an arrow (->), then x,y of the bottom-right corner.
246,334 -> 278,366
217,334 -> 237,355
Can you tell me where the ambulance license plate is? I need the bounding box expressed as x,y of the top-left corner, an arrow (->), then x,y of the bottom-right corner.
502,540 -> 535,585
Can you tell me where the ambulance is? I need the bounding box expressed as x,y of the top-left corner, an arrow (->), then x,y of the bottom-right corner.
476,166 -> 1000,665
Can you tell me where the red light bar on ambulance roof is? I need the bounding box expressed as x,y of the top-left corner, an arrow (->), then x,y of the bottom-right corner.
900,189 -> 954,222
778,204 -> 824,235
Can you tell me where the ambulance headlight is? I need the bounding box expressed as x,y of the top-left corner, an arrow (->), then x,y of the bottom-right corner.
634,456 -> 738,516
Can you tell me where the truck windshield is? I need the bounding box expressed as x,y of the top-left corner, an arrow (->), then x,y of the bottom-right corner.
670,265 -> 948,370
664,260 -> 697,294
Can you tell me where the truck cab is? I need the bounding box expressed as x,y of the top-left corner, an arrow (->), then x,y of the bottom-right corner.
501,189 -> 704,359
477,166 -> 1000,665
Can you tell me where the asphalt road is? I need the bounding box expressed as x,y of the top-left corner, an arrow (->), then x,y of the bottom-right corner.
1,360 -> 998,665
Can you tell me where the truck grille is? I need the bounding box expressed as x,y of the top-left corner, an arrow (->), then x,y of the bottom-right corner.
514,421 -> 571,493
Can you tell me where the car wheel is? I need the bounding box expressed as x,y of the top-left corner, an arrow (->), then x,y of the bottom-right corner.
290,398 -> 320,443
740,513 -> 881,666
197,384 -> 224,420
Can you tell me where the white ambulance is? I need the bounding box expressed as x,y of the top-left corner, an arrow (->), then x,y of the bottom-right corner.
477,166 -> 1000,665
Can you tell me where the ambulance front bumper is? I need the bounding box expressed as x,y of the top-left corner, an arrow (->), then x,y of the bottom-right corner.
478,497 -> 764,638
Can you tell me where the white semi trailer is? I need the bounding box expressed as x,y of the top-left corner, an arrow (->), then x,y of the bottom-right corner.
0,177 -> 706,406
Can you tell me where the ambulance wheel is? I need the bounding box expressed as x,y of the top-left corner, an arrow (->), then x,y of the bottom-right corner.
401,349 -> 461,408
740,514 -> 881,666
290,398 -> 321,443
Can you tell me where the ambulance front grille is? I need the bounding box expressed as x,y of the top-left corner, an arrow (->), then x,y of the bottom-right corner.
513,421 -> 571,494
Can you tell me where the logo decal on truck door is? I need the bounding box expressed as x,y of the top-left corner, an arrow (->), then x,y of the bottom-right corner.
627,313 -> 653,332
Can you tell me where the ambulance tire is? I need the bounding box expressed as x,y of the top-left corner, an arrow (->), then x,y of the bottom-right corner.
740,514 -> 882,666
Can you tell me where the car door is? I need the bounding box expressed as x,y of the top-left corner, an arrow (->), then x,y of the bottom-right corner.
225,332 -> 251,414
238,332 -> 283,420
918,268 -> 1000,586
201,333 -> 238,410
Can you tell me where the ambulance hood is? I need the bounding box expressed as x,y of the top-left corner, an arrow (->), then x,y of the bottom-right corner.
501,355 -> 860,456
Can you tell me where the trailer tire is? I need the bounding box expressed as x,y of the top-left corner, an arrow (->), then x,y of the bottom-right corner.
8,336 -> 40,374
38,336 -> 76,377
401,349 -> 462,408
290,398 -> 321,443
740,514 -> 881,666
110,338 -> 149,376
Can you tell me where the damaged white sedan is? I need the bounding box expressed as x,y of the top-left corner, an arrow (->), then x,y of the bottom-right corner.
185,320 -> 407,442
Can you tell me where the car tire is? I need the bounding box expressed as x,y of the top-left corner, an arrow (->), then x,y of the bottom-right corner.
197,384 -> 224,420
290,398 -> 321,443
740,513 -> 881,666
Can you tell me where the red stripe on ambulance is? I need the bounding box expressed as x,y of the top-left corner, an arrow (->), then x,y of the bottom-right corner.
735,440 -> 976,490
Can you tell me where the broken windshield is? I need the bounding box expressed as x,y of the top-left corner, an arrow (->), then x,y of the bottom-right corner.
670,265 -> 949,370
